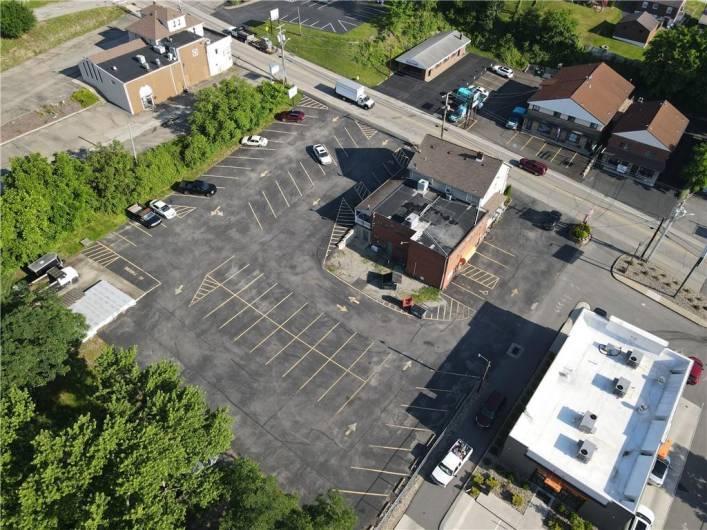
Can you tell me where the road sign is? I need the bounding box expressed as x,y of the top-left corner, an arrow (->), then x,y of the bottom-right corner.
270,8 -> 279,20
269,63 -> 280,76
288,85 -> 298,99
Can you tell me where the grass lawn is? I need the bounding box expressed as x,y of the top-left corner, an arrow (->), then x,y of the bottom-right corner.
685,0 -> 706,19
0,5 -> 125,71
0,0 -> 60,7
251,21 -> 389,86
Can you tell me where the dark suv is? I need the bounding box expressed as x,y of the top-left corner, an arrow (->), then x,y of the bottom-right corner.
177,180 -> 216,196
276,110 -> 305,123
519,158 -> 548,175
475,390 -> 506,428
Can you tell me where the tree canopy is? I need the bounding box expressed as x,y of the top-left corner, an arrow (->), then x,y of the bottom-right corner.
1,285 -> 87,389
682,142 -> 707,193
0,0 -> 36,39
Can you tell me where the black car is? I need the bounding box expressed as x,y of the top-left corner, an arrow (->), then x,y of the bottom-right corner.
177,180 -> 216,197
234,25 -> 254,42
542,210 -> 561,231
475,390 -> 506,428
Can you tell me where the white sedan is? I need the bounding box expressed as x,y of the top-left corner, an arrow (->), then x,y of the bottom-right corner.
149,199 -> 177,220
491,64 -> 514,79
313,144 -> 332,165
241,135 -> 269,147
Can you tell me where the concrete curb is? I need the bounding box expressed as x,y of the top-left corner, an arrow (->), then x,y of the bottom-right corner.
611,255 -> 707,328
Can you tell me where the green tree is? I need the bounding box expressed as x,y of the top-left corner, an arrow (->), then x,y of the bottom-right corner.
85,141 -> 138,214
0,0 -> 36,39
303,491 -> 357,530
682,142 -> 707,192
643,26 -> 707,110
1,347 -> 233,529
1,285 -> 87,389
516,7 -> 581,64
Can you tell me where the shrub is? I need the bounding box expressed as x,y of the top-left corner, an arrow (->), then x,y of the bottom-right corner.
70,88 -> 99,108
469,486 -> 480,498
504,185 -> 512,197
0,0 -> 36,39
473,474 -> 485,487
572,222 -> 591,241
486,476 -> 499,491
511,494 -> 523,508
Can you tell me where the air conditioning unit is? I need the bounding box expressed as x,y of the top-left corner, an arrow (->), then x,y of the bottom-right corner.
153,45 -> 166,54
417,179 -> 429,193
613,376 -> 630,397
578,411 -> 598,434
404,213 -> 420,229
626,350 -> 642,368
577,440 -> 597,462
135,54 -> 147,64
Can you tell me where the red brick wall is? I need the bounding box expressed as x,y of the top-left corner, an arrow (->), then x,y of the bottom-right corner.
442,211 -> 490,289
371,213 -> 414,264
606,135 -> 670,170
406,242 -> 446,288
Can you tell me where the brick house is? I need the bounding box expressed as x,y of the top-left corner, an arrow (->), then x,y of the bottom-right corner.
630,0 -> 686,26
394,31 -> 471,82
79,3 -> 232,114
525,63 -> 634,155
613,12 -> 660,47
600,100 -> 689,186
354,136 -> 509,290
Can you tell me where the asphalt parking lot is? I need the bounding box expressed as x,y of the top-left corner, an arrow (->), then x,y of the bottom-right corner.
83,95 -> 578,527
215,0 -> 386,34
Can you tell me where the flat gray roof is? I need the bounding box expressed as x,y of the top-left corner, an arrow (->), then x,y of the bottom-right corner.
395,31 -> 470,70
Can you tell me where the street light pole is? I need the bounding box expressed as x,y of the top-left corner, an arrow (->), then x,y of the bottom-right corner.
477,354 -> 491,394
675,243 -> 707,297
441,92 -> 450,140
276,25 -> 287,85
645,200 -> 688,262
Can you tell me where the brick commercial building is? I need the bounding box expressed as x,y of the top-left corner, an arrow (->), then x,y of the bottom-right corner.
500,308 -> 693,529
600,99 -> 689,186
613,12 -> 660,47
394,31 -> 471,82
354,136 -> 509,289
79,3 -> 232,114
525,63 -> 634,155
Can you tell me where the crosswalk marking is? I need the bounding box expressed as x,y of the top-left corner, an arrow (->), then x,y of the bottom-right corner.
298,95 -> 328,110
324,199 -> 355,263
355,120 -> 378,140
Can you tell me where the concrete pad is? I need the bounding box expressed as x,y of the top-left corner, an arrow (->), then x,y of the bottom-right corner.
440,492 -> 513,530
395,513 -> 429,530
641,397 -> 703,530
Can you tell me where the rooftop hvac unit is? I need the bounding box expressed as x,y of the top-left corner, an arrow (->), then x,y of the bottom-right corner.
577,440 -> 597,462
154,58 -> 161,67
153,45 -> 166,54
626,350 -> 642,368
613,376 -> 630,397
417,179 -> 429,193
166,52 -> 175,61
404,213 -> 420,229
578,411 -> 598,434
135,54 -> 147,64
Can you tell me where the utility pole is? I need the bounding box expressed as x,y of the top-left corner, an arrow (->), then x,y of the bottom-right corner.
645,200 -> 688,261
641,217 -> 665,260
675,244 -> 707,297
127,120 -> 137,162
298,5 -> 302,36
441,92 -> 450,140
276,24 -> 287,85
477,354 -> 491,394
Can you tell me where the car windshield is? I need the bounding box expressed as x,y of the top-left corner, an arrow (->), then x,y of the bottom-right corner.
195,181 -> 208,190
652,459 -> 668,477
160,205 -> 170,212
438,463 -> 453,476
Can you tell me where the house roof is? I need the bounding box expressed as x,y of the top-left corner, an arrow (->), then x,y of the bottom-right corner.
92,38 -> 181,83
409,135 -> 504,199
529,63 -> 634,126
647,0 -> 684,7
509,308 -> 692,514
612,100 -> 689,152
617,11 -> 660,31
699,6 -> 707,26
395,31 -> 470,70
127,3 -> 201,42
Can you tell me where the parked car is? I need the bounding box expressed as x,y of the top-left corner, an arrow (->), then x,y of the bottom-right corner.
313,144 -> 332,165
127,203 -> 162,228
431,439 -> 473,486
648,455 -> 670,487
542,210 -> 562,231
276,110 -> 305,123
629,505 -> 655,530
149,199 -> 177,219
241,135 -> 269,147
519,158 -> 548,176
491,64 -> 514,78
688,356 -> 703,385
475,390 -> 506,428
223,26 -> 236,37
177,180 -> 217,197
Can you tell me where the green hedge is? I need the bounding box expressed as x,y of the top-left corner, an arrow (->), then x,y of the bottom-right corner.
1,79 -> 290,275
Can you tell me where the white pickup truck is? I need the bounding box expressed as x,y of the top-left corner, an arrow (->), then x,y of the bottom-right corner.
431,439 -> 473,486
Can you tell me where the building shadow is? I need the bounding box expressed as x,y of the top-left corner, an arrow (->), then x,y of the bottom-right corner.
95,26 -> 130,50
589,21 -> 616,38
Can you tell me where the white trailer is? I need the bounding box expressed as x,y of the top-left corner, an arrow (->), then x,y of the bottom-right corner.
335,79 -> 375,109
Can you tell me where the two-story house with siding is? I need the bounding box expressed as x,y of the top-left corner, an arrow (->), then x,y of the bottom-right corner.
631,0 -> 686,27
600,100 -> 689,186
525,63 -> 634,156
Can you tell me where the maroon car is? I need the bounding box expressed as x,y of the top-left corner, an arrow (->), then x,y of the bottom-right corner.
688,356 -> 703,385
519,158 -> 548,175
276,110 -> 305,123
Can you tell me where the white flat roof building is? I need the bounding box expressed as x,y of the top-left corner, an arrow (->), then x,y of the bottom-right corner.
505,308 -> 692,522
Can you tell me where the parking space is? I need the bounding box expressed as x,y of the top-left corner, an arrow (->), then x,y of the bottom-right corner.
214,0 -> 386,34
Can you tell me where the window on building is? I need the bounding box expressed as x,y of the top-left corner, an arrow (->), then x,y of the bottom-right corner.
666,6 -> 672,13
590,122 -> 598,129
531,104 -> 539,111
567,132 -> 581,144
537,122 -> 552,134
553,111 -> 562,118
652,2 -> 658,9
645,150 -> 654,158
619,141 -> 628,150
641,1 -> 648,7
567,116 -> 575,122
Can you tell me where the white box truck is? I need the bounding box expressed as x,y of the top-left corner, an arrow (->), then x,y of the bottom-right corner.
431,439 -> 473,486
335,79 -> 374,109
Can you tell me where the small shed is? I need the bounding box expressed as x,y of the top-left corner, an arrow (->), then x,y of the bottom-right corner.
395,31 -> 470,82
613,12 -> 660,47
